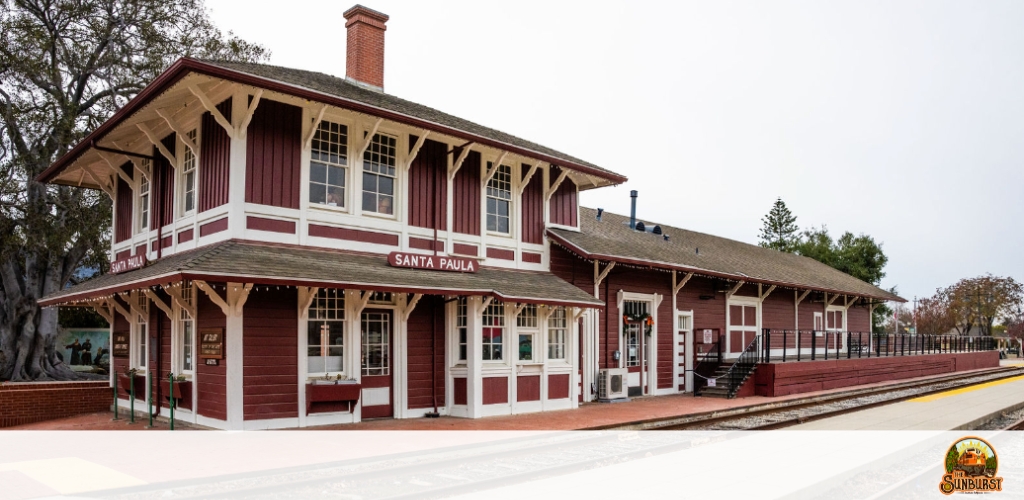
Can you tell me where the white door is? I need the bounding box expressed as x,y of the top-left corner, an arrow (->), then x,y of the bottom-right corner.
675,312 -> 692,392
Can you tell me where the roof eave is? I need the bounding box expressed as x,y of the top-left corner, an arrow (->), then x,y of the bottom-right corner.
38,58 -> 627,186
547,231 -> 906,303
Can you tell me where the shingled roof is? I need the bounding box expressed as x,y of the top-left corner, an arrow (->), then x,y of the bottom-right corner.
549,208 -> 903,302
38,58 -> 626,187
40,241 -> 603,308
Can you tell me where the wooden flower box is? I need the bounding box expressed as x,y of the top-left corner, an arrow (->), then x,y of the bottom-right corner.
170,380 -> 191,400
117,374 -> 147,398
306,382 -> 361,415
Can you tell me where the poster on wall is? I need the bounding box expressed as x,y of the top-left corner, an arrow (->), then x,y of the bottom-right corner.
57,328 -> 110,371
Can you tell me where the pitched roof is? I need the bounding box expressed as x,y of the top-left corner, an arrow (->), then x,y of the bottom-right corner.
549,208 -> 904,302
40,241 -> 603,308
38,58 -> 626,187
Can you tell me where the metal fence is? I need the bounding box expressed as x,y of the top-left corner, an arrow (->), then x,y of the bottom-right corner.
759,329 -> 998,363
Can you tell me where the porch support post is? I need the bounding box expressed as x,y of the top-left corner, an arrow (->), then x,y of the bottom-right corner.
465,296 -> 486,418
673,270 -> 694,393
227,91 -> 249,239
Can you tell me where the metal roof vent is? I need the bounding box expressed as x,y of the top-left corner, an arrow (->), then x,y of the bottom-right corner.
634,221 -> 645,232
596,208 -> 604,221
652,225 -> 662,235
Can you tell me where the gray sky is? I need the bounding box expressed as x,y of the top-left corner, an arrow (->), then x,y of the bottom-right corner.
206,0 -> 1024,302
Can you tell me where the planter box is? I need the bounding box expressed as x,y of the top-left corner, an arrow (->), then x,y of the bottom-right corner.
170,380 -> 191,400
116,374 -> 147,398
306,382 -> 361,415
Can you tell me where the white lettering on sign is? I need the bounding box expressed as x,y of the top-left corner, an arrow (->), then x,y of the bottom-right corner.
387,252 -> 478,273
110,254 -> 148,274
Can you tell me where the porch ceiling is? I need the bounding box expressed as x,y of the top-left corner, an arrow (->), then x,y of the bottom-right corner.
40,241 -> 604,308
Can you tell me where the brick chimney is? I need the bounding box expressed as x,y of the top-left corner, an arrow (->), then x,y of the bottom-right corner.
344,4 -> 389,90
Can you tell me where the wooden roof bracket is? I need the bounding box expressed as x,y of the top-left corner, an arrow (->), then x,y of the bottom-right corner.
544,168 -> 570,202
759,284 -> 777,302
356,118 -> 384,159
405,130 -> 430,167
517,160 -> 544,196
448,144 -> 473,180
235,89 -> 263,139
302,105 -> 328,149
188,83 -> 234,136
137,122 -> 177,166
154,108 -> 198,156
403,293 -> 423,321
726,280 -> 746,298
482,151 -> 509,185
673,271 -> 694,296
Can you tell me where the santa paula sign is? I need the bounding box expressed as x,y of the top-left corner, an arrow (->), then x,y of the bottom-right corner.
388,252 -> 478,273
110,254 -> 147,274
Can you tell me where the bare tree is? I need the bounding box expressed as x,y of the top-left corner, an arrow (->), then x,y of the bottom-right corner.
0,0 -> 267,381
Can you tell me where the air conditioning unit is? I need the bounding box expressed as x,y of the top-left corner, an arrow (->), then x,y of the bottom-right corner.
598,368 -> 629,401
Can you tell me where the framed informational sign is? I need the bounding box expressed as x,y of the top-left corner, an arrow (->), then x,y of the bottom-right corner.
200,328 -> 224,359
112,332 -> 130,358
703,329 -> 713,344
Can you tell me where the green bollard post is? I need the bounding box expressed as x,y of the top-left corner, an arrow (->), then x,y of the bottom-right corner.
168,372 -> 175,431
148,371 -> 153,428
112,374 -> 119,420
128,370 -> 135,424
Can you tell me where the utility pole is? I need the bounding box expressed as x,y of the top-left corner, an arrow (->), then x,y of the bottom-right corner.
913,296 -> 918,335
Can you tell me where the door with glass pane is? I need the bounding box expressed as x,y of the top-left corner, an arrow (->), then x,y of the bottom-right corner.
360,310 -> 393,418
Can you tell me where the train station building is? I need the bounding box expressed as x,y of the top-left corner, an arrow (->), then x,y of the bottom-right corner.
38,5 -> 989,430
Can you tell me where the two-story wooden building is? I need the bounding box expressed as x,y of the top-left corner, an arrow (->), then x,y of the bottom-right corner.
39,5 -> 906,428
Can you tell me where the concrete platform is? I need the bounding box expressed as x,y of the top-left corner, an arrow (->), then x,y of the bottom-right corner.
790,372 -> 1024,430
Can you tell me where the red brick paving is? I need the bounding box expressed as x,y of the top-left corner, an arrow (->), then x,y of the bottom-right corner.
4,365 -> 1013,431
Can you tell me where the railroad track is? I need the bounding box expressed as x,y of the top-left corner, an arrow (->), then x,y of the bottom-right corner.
591,365 -> 1024,431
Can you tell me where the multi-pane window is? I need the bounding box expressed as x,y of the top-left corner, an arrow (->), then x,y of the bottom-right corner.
548,307 -> 567,360
362,133 -> 396,215
180,308 -> 194,373
134,293 -> 149,370
518,333 -> 535,361
182,130 -> 197,214
308,289 -> 345,375
486,163 -> 512,233
482,300 -> 505,361
310,121 -> 348,208
517,304 -> 538,328
457,297 -> 468,361
624,323 -> 641,367
138,164 -> 150,231
178,281 -> 195,373
361,312 -> 390,376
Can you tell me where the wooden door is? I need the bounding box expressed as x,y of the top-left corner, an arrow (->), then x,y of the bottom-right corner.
360,310 -> 393,418
624,322 -> 646,396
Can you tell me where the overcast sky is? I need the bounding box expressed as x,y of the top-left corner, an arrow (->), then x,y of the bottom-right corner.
205,0 -> 1024,302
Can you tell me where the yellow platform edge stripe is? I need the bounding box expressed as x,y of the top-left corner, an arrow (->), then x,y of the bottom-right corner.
910,374 -> 1024,403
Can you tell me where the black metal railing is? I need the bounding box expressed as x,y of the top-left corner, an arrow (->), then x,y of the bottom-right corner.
692,340 -> 722,395
759,330 -> 998,363
722,336 -> 761,397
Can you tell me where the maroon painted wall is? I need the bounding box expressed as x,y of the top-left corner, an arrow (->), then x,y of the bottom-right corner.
848,307 -> 871,332
115,162 -> 133,243
548,374 -> 570,400
548,166 -> 577,227
517,376 -> 540,402
408,138 -> 448,231
452,149 -> 481,236
200,98 -> 232,212
483,377 -> 508,405
197,290 -> 227,421
243,287 -> 298,421
152,133 -> 176,228
520,164 -> 544,244
406,295 -> 446,409
245,98 -> 302,209
762,291 -> 796,331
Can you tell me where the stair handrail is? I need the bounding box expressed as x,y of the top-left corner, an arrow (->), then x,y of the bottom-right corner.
723,335 -> 762,397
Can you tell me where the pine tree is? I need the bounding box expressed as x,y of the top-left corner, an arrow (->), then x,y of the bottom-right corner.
758,198 -> 800,252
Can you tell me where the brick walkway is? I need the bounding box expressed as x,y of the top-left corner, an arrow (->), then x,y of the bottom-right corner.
6,362 -> 1019,431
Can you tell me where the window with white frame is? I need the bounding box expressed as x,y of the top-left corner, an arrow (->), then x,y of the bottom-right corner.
548,307 -> 567,360
517,304 -> 538,362
826,308 -> 844,332
176,281 -> 195,374
456,297 -> 468,361
486,163 -> 512,234
307,288 -> 345,375
138,163 -> 150,232
181,129 -> 198,215
133,293 -> 149,370
361,312 -> 390,376
482,300 -> 505,361
310,120 -> 348,208
362,133 -> 396,215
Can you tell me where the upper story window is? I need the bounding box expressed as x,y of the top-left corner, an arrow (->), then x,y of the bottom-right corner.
362,133 -> 396,215
308,288 -> 345,375
517,304 -> 537,328
181,130 -> 198,215
133,292 -> 149,370
137,163 -> 150,232
310,121 -> 348,208
486,163 -> 512,234
177,281 -> 195,374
